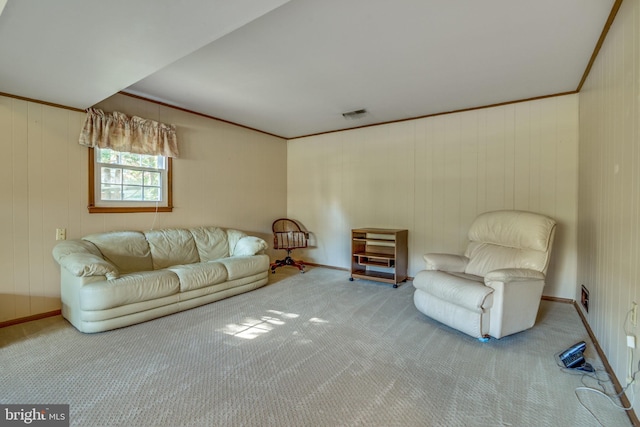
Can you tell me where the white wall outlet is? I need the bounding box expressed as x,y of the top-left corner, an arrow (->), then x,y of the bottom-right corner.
632,302 -> 638,327
628,335 -> 636,349
55,228 -> 66,241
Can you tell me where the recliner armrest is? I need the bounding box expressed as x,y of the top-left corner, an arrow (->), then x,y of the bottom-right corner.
484,268 -> 544,284
483,268 -> 546,339
423,253 -> 469,272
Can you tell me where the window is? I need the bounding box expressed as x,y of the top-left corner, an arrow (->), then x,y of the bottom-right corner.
88,148 -> 173,213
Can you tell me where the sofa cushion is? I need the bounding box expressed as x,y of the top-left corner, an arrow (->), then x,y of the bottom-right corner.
79,270 -> 180,311
189,226 -> 229,261
218,254 -> 270,280
145,228 -> 200,270
167,262 -> 228,292
83,231 -> 153,274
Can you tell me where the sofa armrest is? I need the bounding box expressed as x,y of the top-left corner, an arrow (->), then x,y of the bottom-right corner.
423,253 -> 469,272
233,236 -> 268,256
58,253 -> 119,279
53,240 -> 119,279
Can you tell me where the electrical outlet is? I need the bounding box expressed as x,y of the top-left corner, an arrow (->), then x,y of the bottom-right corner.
632,302 -> 638,327
628,335 -> 636,349
55,228 -> 66,241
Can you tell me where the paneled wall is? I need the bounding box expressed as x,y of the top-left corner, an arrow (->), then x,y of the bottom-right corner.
288,94 -> 579,299
578,0 -> 640,401
0,99 -> 85,320
0,93 -> 287,323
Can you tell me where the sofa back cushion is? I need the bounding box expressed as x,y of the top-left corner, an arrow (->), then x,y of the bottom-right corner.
144,228 -> 200,270
463,210 -> 556,277
145,228 -> 200,270
82,231 -> 153,274
189,226 -> 229,261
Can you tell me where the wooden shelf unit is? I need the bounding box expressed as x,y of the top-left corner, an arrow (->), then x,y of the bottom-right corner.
350,228 -> 408,287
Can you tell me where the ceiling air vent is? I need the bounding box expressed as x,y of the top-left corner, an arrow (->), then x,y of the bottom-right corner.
342,109 -> 368,120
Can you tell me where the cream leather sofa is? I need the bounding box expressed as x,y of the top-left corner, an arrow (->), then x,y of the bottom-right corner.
413,210 -> 556,340
52,226 -> 270,333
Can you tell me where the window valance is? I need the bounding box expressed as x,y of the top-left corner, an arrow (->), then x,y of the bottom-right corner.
79,108 -> 179,158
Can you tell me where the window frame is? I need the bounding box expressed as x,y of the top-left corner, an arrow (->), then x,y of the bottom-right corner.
88,148 -> 173,213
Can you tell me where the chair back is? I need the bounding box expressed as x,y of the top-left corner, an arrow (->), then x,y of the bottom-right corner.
272,218 -> 308,250
463,210 -> 556,277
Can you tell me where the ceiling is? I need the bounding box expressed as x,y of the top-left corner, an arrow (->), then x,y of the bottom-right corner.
0,0 -> 616,139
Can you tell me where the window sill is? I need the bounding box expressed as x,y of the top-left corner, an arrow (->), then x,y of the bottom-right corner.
88,206 -> 173,214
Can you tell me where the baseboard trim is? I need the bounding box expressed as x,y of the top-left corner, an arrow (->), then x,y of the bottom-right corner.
0,310 -> 61,329
303,262 -> 415,282
573,301 -> 639,426
542,295 -> 574,304
304,262 -> 348,272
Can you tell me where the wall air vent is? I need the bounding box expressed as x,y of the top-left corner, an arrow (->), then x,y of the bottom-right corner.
342,109 -> 368,120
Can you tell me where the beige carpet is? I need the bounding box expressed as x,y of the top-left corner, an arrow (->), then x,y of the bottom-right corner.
0,267 -> 632,426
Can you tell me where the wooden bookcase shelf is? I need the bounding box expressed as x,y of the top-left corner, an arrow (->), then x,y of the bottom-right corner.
350,228 -> 408,287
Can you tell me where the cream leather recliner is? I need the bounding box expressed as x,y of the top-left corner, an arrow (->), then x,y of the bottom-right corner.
413,210 -> 556,340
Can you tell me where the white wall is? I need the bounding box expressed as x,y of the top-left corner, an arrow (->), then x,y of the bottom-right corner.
0,93 -> 287,323
578,0 -> 640,403
288,94 -> 579,299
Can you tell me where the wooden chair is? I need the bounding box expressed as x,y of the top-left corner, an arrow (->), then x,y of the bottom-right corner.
270,218 -> 309,273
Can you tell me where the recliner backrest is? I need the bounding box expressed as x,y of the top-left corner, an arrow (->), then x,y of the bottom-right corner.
463,210 -> 556,277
